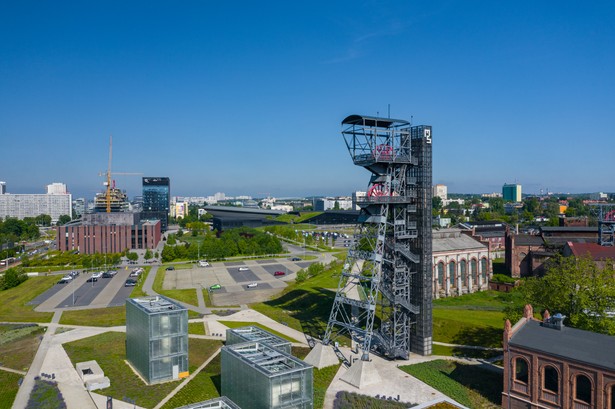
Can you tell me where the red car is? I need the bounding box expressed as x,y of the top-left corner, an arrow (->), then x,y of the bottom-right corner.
274,271 -> 285,276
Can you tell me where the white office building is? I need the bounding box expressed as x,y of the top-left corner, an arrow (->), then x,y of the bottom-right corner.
46,182 -> 68,195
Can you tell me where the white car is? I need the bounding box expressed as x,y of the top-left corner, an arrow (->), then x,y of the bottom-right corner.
198,260 -> 210,267
238,267 -> 249,271
61,275 -> 73,281
91,272 -> 103,279
247,282 -> 258,288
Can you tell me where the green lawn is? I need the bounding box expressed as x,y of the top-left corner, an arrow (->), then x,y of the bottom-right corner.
127,267 -> 151,298
0,370 -> 21,409
218,320 -> 300,343
250,263 -> 341,341
432,344 -> 502,360
0,325 -> 45,371
63,331 -> 221,408
0,275 -> 56,323
314,364 -> 341,409
399,360 -> 502,408
59,305 -> 126,327
188,322 -> 206,335
160,352 -> 221,409
432,291 -> 516,349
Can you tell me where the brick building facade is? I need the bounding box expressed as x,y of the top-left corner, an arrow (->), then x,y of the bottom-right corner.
503,305 -> 615,409
57,212 -> 161,254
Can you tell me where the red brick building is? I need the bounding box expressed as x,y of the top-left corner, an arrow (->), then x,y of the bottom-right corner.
57,212 -> 161,254
503,305 -> 615,409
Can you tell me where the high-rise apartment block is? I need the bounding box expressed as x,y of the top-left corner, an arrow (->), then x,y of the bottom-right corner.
433,184 -> 447,200
0,182 -> 72,223
502,183 -> 522,203
126,296 -> 189,384
46,182 -> 67,195
142,177 -> 170,232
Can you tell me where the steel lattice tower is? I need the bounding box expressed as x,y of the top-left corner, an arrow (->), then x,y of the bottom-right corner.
323,114 -> 433,360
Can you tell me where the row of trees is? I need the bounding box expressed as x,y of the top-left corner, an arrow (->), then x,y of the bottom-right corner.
0,267 -> 28,290
506,255 -> 615,336
161,228 -> 283,262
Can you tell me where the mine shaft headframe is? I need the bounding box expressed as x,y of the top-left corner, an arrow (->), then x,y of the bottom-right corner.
341,115 -> 413,165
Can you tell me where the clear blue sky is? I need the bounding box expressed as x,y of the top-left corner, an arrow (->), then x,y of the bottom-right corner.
2,1 -> 614,199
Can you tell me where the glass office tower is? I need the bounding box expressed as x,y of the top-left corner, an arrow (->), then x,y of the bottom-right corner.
142,177 -> 170,232
126,296 -> 188,384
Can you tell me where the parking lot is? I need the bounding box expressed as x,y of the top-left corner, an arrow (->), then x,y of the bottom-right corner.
31,268 -> 142,311
30,256 -> 318,311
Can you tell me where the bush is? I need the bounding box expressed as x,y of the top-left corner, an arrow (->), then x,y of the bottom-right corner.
490,274 -> 516,284
0,267 -> 28,290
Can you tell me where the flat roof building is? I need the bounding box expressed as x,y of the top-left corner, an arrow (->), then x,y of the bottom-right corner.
126,296 -> 189,384
502,183 -> 522,203
142,177 -> 170,232
221,342 -> 313,409
174,397 -> 241,409
0,182 -> 72,223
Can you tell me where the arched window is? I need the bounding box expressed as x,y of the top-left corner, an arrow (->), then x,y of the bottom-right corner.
437,262 -> 444,285
515,357 -> 528,384
543,366 -> 558,393
610,384 -> 615,409
575,374 -> 592,405
448,261 -> 456,286
471,258 -> 478,282
481,257 -> 488,279
459,260 -> 467,285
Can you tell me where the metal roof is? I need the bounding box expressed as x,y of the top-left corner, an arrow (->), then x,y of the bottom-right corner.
174,397 -> 241,409
228,326 -> 290,349
127,295 -> 186,314
514,234 -> 545,246
432,229 -> 488,253
510,319 -> 615,371
223,342 -> 311,377
342,114 -> 410,128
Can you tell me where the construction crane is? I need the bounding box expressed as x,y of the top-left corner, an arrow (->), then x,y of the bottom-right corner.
99,135 -> 142,212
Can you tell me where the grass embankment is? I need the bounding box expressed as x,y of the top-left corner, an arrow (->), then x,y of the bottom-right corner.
0,275 -> 56,323
64,331 -> 221,408
432,290 -> 519,351
0,325 -> 45,371
218,321 -> 299,343
250,262 -> 341,340
399,360 -> 502,408
160,352 -> 222,409
155,267 -> 199,306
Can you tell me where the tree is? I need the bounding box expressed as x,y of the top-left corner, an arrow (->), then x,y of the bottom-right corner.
432,197 -> 443,217
517,254 -> 615,335
57,215 -> 71,226
35,214 -> 52,227
0,267 -> 28,290
144,249 -> 153,261
489,197 -> 505,214
126,251 -> 138,262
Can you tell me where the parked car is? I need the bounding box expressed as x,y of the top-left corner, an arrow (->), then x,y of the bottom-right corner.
91,272 -> 103,279
209,284 -> 221,290
125,278 -> 137,287
199,260 -> 210,267
238,267 -> 249,271
57,278 -> 71,284
290,257 -> 301,261
86,277 -> 98,283
102,271 -> 117,278
70,271 -> 80,277
166,266 -> 175,271
246,282 -> 258,288
129,268 -> 143,277
274,271 -> 285,276
61,274 -> 73,281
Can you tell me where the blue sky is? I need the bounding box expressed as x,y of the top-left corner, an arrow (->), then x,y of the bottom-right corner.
1,1 -> 614,199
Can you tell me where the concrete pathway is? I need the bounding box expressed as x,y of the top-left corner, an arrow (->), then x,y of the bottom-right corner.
12,310 -> 63,409
0,365 -> 26,375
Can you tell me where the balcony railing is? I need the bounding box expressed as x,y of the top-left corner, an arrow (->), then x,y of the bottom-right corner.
573,400 -> 591,409
541,390 -> 559,405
